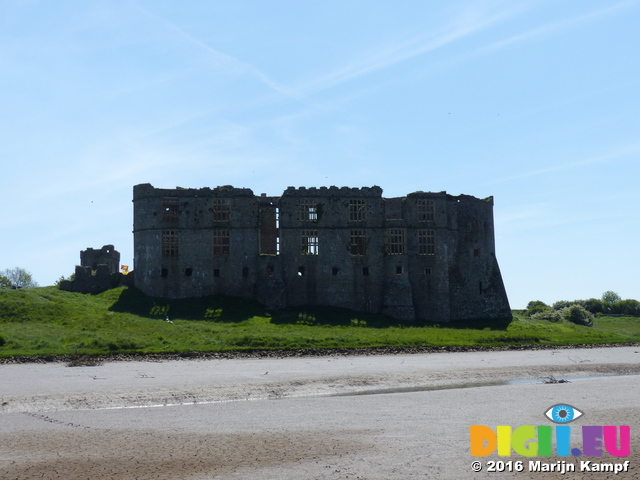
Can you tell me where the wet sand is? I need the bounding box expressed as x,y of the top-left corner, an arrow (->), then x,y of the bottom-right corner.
1,346 -> 639,479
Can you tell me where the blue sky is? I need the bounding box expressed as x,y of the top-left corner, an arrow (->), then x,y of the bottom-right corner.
1,0 -> 638,308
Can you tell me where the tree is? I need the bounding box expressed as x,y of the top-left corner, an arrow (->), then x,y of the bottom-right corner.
0,276 -> 11,289
0,267 -> 38,288
55,273 -> 75,287
601,291 -> 621,304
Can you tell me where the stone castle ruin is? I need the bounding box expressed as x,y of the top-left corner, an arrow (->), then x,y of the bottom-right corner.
132,183 -> 511,322
60,245 -> 124,294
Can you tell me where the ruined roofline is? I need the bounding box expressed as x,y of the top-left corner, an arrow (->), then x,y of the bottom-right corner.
134,183 -> 385,200
133,183 -> 493,204
82,244 -> 116,254
133,183 -> 254,199
406,191 -> 493,204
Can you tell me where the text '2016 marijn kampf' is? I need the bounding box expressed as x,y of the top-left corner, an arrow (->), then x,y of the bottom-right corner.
529,460 -> 630,474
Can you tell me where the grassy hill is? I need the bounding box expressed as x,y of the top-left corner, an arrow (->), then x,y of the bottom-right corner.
0,286 -> 639,359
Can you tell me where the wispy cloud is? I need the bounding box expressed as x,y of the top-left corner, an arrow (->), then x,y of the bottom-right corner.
293,3 -> 528,97
494,202 -> 553,233
132,1 -> 530,108
300,0 -> 638,100
477,0 -> 639,54
495,198 -> 631,236
488,143 -> 640,185
132,2 -> 297,100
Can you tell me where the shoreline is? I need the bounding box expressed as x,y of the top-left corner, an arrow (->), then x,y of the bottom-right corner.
2,345 -> 639,414
2,341 -> 640,365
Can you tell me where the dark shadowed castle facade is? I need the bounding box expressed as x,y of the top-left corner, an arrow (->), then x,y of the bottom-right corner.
132,183 -> 511,322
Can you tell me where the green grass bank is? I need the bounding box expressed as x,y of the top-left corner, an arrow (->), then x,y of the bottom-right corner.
1,286 -> 639,359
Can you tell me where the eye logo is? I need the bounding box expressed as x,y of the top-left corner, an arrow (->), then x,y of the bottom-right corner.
545,404 -> 583,423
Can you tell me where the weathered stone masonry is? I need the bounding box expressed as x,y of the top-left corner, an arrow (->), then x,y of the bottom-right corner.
133,183 -> 511,322
60,245 -> 123,294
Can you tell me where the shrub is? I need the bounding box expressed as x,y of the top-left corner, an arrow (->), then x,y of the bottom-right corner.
552,300 -> 571,310
561,304 -> 594,327
531,310 -> 563,323
583,298 -> 604,314
614,299 -> 640,316
571,299 -> 587,308
0,334 -> 5,347
526,300 -> 551,317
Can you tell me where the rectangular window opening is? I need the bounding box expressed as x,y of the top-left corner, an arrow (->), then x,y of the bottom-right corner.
417,199 -> 435,222
161,230 -> 179,257
213,199 -> 230,222
213,268 -> 221,278
297,266 -> 305,277
349,199 -> 366,222
349,230 -> 366,256
259,204 -> 279,255
301,230 -> 318,255
385,229 -> 405,255
267,264 -> 275,276
242,266 -> 249,278
299,200 -> 318,222
162,197 -> 179,221
276,207 -> 280,255
419,229 -> 435,256
213,229 -> 230,256
474,248 -> 481,258
185,268 -> 193,277
395,266 -> 403,275
362,267 -> 370,276
425,267 -> 432,275
332,267 -> 339,276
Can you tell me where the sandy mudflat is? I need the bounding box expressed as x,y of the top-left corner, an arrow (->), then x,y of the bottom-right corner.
1,346 -> 639,479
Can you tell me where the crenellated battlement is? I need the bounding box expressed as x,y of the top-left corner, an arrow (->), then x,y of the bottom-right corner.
283,185 -> 383,197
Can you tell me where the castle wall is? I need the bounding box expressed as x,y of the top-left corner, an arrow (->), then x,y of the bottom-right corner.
133,184 -> 261,299
277,186 -> 386,314
132,183 -> 511,321
60,245 -> 123,294
80,245 -> 120,274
